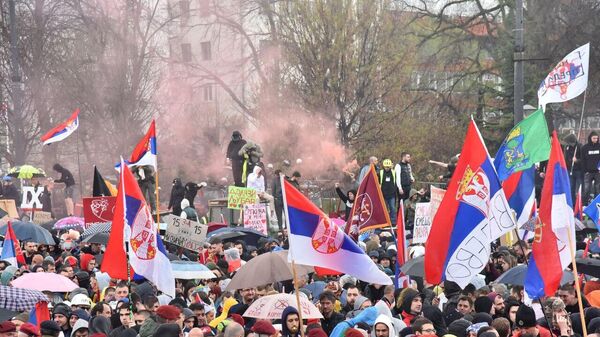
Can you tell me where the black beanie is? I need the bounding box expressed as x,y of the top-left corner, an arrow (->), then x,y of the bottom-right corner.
448,319 -> 471,337
474,296 -> 493,314
516,305 -> 537,328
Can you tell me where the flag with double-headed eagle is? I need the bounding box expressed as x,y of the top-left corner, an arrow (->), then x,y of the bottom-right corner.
116,120 -> 157,169
425,120 -> 516,288
345,164 -> 391,240
283,178 -> 392,285
102,158 -> 174,297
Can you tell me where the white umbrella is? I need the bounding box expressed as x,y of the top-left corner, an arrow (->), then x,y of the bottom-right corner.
170,261 -> 216,280
243,293 -> 323,319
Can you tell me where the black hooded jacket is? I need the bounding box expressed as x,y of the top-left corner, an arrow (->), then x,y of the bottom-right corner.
168,178 -> 185,210
563,133 -> 582,172
227,131 -> 247,163
581,131 -> 600,172
53,164 -> 75,187
281,306 -> 300,337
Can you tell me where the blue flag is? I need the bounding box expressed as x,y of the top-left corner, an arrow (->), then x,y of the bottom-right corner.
584,194 -> 600,231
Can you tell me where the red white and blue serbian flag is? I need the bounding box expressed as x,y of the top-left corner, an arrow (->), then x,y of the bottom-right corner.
425,120 -> 516,288
503,167 -> 536,230
40,109 -> 79,145
282,178 -> 392,285
102,158 -> 174,297
525,132 -> 575,299
116,120 -> 157,169
0,221 -> 25,266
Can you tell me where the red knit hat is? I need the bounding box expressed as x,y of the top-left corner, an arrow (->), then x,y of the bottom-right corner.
251,320 -> 277,335
156,305 -> 181,321
229,313 -> 245,327
345,328 -> 364,337
308,328 -> 327,337
0,321 -> 16,333
19,322 -> 40,337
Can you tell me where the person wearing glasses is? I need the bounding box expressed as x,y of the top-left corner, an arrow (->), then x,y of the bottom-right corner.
413,318 -> 437,336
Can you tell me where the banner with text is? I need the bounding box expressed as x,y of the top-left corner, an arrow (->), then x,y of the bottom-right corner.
227,186 -> 257,210
413,202 -> 432,244
429,186 -> 446,220
83,196 -> 116,228
243,204 -> 268,235
163,214 -> 208,251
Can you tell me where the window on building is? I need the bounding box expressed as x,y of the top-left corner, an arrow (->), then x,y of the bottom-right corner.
179,1 -> 190,20
181,43 -> 192,62
198,0 -> 210,17
203,84 -> 213,101
201,41 -> 212,61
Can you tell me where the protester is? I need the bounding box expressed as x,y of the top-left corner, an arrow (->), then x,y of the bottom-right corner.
168,178 -> 185,216
379,159 -> 397,225
396,152 -> 415,201
335,182 -> 356,221
53,163 -> 76,216
226,131 -> 247,187
581,131 -> 600,202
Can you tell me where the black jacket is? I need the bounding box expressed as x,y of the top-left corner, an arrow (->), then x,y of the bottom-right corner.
55,167 -> 75,187
226,139 -> 247,163
581,132 -> 600,173
320,312 -> 345,336
379,169 -> 397,198
168,180 -> 185,209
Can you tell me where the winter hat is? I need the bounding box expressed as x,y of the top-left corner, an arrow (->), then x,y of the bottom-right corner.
182,308 -> 195,320
589,317 -> 600,334
252,320 -> 277,335
52,303 -> 72,318
448,319 -> 471,337
474,296 -> 493,314
229,313 -> 245,327
156,305 -> 181,321
345,328 -> 365,337
354,295 -> 369,311
40,320 -> 61,334
71,308 -> 91,322
472,313 -> 493,326
13,312 -> 30,323
398,288 -> 422,314
0,265 -> 17,285
72,319 -> 90,334
515,305 -> 536,328
0,321 -> 16,333
19,322 -> 39,336
307,328 -> 327,337
152,323 -> 181,337
89,315 -> 111,336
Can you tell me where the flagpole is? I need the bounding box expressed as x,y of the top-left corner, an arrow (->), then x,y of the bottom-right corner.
571,90 -> 587,175
281,173 -> 305,337
566,227 -> 588,337
119,157 -> 134,321
154,120 -> 160,226
76,127 -> 84,200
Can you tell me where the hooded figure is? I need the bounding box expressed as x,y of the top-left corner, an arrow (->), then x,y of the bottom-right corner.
239,141 -> 264,185
281,306 -> 301,337
227,131 -> 247,187
396,288 -> 423,326
247,166 -> 265,193
371,314 -> 396,337
168,178 -> 185,215
581,131 -> 600,201
180,199 -> 198,222
88,315 -> 111,336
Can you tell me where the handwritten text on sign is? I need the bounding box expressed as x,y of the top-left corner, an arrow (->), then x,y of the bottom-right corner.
227,186 -> 257,210
243,204 -> 267,235
429,185 -> 446,220
163,215 -> 208,251
413,202 -> 432,244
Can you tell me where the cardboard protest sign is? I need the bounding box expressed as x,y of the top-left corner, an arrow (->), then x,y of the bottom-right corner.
413,202 -> 432,244
429,185 -> 446,220
32,211 -> 53,225
163,215 -> 208,251
243,204 -> 267,235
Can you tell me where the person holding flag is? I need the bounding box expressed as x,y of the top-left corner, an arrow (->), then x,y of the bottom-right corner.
425,119 -> 516,288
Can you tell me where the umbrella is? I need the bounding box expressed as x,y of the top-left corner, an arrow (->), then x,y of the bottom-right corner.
400,255 -> 424,278
495,264 -> 574,286
53,216 -> 85,231
243,293 -> 323,319
82,232 -> 109,245
167,253 -> 181,261
7,165 -> 46,179
207,227 -> 268,246
0,285 -> 49,311
81,222 -> 111,239
226,250 -> 313,291
0,308 -> 17,322
171,261 -> 216,279
11,272 -> 79,292
573,258 -> 600,278
0,221 -> 55,244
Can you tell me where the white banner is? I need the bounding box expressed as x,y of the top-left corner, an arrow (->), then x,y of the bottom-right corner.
413,203 -> 432,244
538,43 -> 589,109
243,204 -> 267,235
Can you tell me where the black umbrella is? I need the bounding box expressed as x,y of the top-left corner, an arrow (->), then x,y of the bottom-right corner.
0,221 -> 55,244
573,258 -> 600,278
400,255 -> 424,278
82,232 -> 109,245
495,264 -> 574,286
207,227 -> 267,246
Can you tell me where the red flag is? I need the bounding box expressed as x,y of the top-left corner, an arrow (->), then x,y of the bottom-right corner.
29,301 -> 50,329
396,202 -> 410,288
345,164 -> 391,240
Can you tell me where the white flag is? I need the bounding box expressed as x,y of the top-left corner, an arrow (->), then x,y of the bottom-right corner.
537,43 -> 589,109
